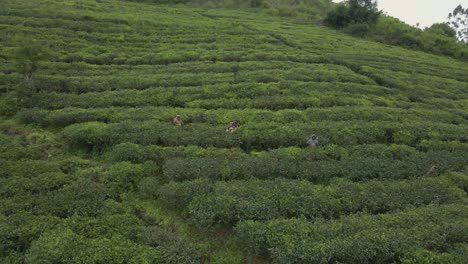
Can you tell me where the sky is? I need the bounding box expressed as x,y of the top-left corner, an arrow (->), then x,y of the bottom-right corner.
332,0 -> 468,28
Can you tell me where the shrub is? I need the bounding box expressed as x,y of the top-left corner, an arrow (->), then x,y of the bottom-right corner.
159,173 -> 465,227
137,177 -> 161,198
25,227 -> 162,263
106,143 -> 147,163
142,225 -> 201,263
158,178 -> 213,210
344,22 -> 371,37
0,96 -> 17,116
184,176 -> 464,226
401,247 -> 466,264
324,0 -> 381,29
102,162 -> 145,197
236,204 -> 468,263
61,122 -> 117,151
38,177 -> 108,217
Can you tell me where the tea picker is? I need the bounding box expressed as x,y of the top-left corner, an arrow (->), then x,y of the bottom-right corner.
307,134 -> 319,147
173,114 -> 183,126
226,121 -> 240,133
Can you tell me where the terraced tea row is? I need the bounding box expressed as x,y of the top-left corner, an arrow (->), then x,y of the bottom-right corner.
61,119 -> 468,149
159,176 -> 465,226
237,203 -> 468,263
19,105 -> 467,128
29,64 -> 372,93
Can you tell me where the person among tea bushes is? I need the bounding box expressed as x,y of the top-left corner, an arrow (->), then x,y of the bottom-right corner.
226,121 -> 240,133
173,114 -> 183,126
307,134 -> 319,148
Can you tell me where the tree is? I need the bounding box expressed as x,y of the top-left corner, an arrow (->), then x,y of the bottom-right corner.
14,38 -> 48,106
448,5 -> 468,42
347,0 -> 380,25
324,0 -> 381,30
425,23 -> 457,39
323,3 -> 351,29
250,0 -> 264,8
15,38 -> 46,83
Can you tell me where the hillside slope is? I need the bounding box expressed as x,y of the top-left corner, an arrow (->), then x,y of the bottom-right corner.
1,0 -> 467,263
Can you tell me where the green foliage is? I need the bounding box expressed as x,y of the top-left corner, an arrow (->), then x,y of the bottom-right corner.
160,176 -> 465,226
106,143 -> 148,163
343,22 -> 370,37
55,178 -> 108,217
401,247 -> 466,264
102,162 -> 145,198
448,5 -> 468,42
368,17 -> 468,61
160,148 -> 467,182
0,96 -> 18,116
158,178 -> 213,210
14,38 -> 47,81
25,227 -> 162,263
60,119 -> 468,152
0,133 -> 41,160
237,204 -> 468,263
0,212 -> 61,257
61,121 -> 116,151
124,0 -> 333,18
426,23 -> 457,39
12,37 -> 49,107
324,3 -> 468,61
324,0 -> 381,30
142,226 -> 202,263
137,176 -> 161,198
0,0 -> 467,262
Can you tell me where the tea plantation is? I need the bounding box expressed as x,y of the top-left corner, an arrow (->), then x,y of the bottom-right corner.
0,0 -> 467,263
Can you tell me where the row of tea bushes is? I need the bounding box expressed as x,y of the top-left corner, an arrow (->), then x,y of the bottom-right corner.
33,72 -> 232,93
236,203 -> 468,263
102,142 -> 467,183
0,133 -> 43,160
161,150 -> 467,182
359,66 -> 468,98
18,104 -> 466,128
29,81 -> 396,110
33,60 -> 329,77
26,83 -> 465,111
157,176 -> 465,226
61,120 -> 468,150
26,63 -> 373,93
104,143 -> 416,164
1,206 -> 200,263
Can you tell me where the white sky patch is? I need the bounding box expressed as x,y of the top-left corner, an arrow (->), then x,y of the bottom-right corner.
332,0 -> 468,28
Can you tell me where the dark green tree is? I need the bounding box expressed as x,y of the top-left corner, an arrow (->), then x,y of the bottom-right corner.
324,0 -> 381,31
348,0 -> 380,24
14,38 -> 47,106
250,0 -> 264,8
448,5 -> 468,42
15,38 -> 46,83
425,23 -> 457,39
323,3 -> 351,29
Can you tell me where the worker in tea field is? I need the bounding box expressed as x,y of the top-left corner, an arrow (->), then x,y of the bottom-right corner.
425,164 -> 437,176
307,134 -> 319,148
173,114 -> 183,126
226,121 -> 240,133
